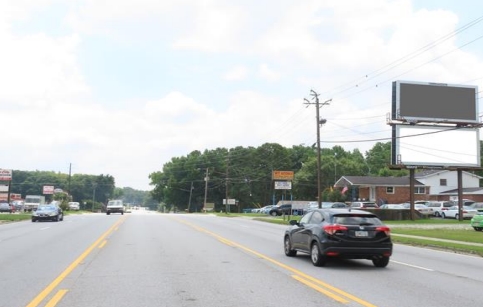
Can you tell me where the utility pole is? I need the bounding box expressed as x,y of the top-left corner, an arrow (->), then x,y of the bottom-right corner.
304,90 -> 331,209
203,168 -> 209,211
225,152 -> 230,214
188,181 -> 194,212
68,163 -> 71,196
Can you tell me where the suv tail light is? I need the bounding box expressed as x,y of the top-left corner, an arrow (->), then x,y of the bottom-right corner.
376,226 -> 391,236
323,224 -> 348,235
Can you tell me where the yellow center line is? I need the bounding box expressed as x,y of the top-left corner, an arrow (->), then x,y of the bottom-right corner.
292,275 -> 349,304
45,290 -> 68,307
98,240 -> 108,249
175,218 -> 377,307
25,216 -> 127,307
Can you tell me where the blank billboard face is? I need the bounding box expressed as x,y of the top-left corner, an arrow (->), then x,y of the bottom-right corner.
392,81 -> 478,124
392,125 -> 480,167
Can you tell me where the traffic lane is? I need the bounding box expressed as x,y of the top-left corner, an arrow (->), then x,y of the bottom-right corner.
54,213 -> 365,307
169,214 -> 483,307
0,213 -> 124,307
392,243 -> 483,282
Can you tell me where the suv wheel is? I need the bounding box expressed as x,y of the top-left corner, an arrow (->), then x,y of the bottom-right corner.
441,212 -> 446,219
310,242 -> 327,267
372,256 -> 390,268
270,211 -> 278,216
284,236 -> 297,257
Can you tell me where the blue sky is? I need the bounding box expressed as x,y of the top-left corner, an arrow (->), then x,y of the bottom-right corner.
1,0 -> 483,191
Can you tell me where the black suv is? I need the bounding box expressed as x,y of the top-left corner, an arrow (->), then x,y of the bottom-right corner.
269,204 -> 292,216
284,208 -> 392,267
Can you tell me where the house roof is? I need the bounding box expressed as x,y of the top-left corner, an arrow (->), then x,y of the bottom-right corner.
335,176 -> 424,187
415,169 -> 483,179
439,187 -> 483,195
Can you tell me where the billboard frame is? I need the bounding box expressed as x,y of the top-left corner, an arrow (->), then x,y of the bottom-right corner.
391,125 -> 481,168
392,80 -> 479,125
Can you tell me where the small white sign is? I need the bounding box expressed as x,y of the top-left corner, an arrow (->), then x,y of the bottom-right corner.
43,185 -> 55,194
223,199 -> 236,205
274,181 -> 292,190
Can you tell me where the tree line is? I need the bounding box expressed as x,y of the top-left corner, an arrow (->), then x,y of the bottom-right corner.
148,142 -> 415,212
7,171 -> 157,210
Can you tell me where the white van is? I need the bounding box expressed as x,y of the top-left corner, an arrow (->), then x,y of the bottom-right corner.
426,201 -> 453,217
68,202 -> 80,211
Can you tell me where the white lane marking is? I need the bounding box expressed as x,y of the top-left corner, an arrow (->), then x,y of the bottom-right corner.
40,227 -> 50,230
391,260 -> 434,271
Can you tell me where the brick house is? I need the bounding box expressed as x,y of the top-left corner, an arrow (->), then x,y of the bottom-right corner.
335,170 -> 483,204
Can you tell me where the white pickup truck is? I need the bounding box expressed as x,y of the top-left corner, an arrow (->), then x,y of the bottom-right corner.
106,200 -> 124,215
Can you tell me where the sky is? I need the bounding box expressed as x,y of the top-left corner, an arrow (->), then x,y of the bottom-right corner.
1,0 -> 483,191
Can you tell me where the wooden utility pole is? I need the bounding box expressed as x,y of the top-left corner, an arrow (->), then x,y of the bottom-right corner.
203,168 -> 209,210
304,91 -> 330,208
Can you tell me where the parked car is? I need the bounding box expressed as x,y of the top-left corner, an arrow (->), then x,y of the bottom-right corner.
470,212 -> 483,231
426,201 -> 453,217
12,201 -> 24,211
350,201 -> 378,209
441,205 -> 478,219
32,204 -> 64,222
68,202 -> 80,211
401,203 -> 433,216
284,208 -> 392,267
305,202 -> 347,213
259,205 -> 275,214
0,202 -> 14,213
468,202 -> 483,211
269,204 -> 292,216
449,199 -> 475,207
379,204 -> 405,209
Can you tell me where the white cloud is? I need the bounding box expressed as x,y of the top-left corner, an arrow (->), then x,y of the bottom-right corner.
258,63 -> 280,82
1,0 -> 483,191
223,65 -> 249,81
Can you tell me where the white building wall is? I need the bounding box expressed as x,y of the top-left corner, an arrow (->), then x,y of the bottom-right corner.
417,171 -> 480,195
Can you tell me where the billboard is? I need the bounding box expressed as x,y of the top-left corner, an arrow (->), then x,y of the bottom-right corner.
391,125 -> 480,168
43,185 -> 55,194
392,81 -> 479,124
272,171 -> 294,180
0,169 -> 12,181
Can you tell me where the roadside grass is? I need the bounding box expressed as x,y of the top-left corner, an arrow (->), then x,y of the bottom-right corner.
391,236 -> 483,257
0,213 -> 31,222
227,213 -> 483,256
389,227 -> 481,243
0,210 -> 93,223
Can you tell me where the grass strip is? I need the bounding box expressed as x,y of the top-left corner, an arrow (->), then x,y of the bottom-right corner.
392,235 -> 483,257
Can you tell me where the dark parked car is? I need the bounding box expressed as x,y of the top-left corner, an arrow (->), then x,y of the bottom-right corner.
0,202 -> 14,213
269,204 -> 292,216
32,204 -> 64,222
284,208 -> 392,267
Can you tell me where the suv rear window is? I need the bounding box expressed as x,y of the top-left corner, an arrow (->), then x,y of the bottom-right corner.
332,214 -> 384,226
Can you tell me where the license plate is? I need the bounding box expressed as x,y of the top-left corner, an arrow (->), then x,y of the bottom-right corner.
355,231 -> 368,237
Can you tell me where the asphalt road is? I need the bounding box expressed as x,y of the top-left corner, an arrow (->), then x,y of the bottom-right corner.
1,211 -> 482,307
